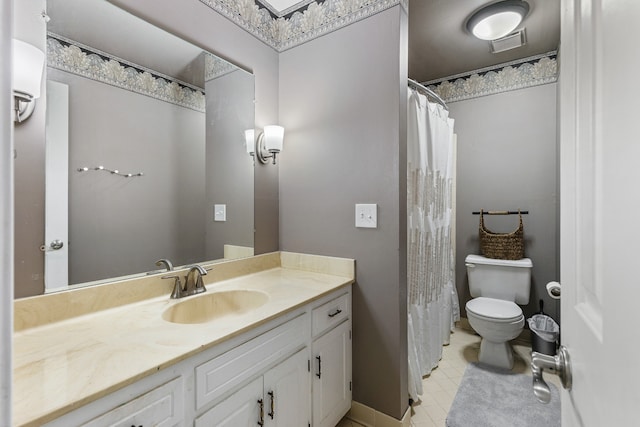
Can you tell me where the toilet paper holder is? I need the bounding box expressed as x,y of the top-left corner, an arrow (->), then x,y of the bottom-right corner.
546,281 -> 561,299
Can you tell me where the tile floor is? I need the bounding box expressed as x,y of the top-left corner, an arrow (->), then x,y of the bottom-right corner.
336,325 -> 562,427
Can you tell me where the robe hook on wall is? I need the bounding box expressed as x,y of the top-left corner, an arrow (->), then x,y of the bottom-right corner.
77,166 -> 144,178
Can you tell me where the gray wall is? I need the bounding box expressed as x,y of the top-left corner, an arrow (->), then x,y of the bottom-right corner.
13,0 -> 46,298
111,0 -> 281,258
205,70 -> 255,260
451,83 -> 560,322
48,68 -> 206,284
279,6 -> 409,420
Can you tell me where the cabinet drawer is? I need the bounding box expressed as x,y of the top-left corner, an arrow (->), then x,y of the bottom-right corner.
83,377 -> 183,427
312,293 -> 350,337
195,314 -> 307,410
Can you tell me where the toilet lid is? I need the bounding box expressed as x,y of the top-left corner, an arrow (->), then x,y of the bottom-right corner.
466,297 -> 522,321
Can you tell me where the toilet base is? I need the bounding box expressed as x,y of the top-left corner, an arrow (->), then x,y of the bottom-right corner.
478,339 -> 515,370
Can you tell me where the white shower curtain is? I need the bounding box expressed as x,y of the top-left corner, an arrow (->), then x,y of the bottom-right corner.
407,87 -> 460,401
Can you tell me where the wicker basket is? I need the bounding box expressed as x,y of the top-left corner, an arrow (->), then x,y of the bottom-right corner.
479,210 -> 524,260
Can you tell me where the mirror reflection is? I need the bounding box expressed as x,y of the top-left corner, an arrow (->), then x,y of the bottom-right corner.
42,0 -> 255,292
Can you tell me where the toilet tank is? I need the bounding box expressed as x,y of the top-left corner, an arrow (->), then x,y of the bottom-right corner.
465,254 -> 533,305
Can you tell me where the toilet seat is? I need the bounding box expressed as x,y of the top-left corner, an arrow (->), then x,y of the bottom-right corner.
466,297 -> 523,323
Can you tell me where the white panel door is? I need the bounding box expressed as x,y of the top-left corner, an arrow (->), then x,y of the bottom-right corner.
312,321 -> 351,427
264,348 -> 310,427
44,80 -> 69,291
560,0 -> 640,425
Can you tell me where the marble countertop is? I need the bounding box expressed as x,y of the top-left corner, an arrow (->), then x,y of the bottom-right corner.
13,252 -> 354,427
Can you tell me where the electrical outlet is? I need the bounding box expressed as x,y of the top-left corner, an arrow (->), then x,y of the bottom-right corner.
355,204 -> 377,228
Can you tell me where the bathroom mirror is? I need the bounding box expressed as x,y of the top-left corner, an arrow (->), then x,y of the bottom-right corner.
38,0 -> 255,292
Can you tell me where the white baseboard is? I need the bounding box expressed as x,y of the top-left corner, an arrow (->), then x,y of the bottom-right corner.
347,401 -> 411,427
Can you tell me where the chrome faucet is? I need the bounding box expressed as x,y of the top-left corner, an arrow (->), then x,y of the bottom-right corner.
155,258 -> 174,272
183,265 -> 207,296
162,264 -> 208,299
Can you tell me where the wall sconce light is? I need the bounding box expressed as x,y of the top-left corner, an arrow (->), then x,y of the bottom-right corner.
12,39 -> 45,123
246,125 -> 284,165
466,0 -> 529,41
244,129 -> 256,156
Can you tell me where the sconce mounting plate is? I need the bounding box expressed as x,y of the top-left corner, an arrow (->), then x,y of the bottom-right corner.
256,132 -> 277,165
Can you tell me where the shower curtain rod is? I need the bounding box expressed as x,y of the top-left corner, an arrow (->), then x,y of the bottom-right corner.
408,78 -> 448,110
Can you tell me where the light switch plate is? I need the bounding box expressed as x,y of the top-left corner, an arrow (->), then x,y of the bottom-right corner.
214,204 -> 226,222
355,204 -> 377,228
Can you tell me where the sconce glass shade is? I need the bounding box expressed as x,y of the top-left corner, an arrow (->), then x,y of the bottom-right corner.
244,129 -> 255,155
466,1 -> 529,41
263,125 -> 284,153
12,39 -> 45,99
12,39 -> 45,122
256,125 -> 285,165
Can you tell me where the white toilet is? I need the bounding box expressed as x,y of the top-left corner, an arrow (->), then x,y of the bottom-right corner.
465,254 -> 533,369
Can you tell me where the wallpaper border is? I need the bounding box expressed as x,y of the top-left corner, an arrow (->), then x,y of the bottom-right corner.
47,34 -> 206,112
198,0 -> 404,51
422,51 -> 558,103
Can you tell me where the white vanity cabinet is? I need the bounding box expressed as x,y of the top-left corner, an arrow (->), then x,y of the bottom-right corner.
311,294 -> 352,427
43,372 -> 185,427
196,349 -> 309,427
263,348 -> 310,426
41,286 -> 351,427
84,377 -> 183,427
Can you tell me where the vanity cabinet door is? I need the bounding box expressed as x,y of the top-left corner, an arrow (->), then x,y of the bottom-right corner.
82,377 -> 183,427
264,348 -> 310,427
195,377 -> 263,427
312,320 -> 352,427
196,350 -> 310,427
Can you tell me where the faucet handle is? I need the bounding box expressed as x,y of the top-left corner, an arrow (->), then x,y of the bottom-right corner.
162,274 -> 183,299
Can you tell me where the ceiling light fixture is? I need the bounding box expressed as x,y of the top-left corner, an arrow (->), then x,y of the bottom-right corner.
466,0 -> 530,41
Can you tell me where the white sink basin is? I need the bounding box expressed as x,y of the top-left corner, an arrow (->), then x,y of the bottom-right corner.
162,290 -> 269,324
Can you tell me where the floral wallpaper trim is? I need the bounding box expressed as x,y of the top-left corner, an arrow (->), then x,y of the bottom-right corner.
256,0 -> 316,18
423,51 -> 558,103
205,53 -> 239,81
199,0 -> 404,52
47,35 -> 206,112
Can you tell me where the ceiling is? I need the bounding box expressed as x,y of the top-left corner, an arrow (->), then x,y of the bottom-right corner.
254,0 -> 561,83
51,0 -> 560,88
408,0 -> 561,83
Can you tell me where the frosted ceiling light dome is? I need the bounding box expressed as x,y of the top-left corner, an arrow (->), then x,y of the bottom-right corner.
466,1 -> 530,41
